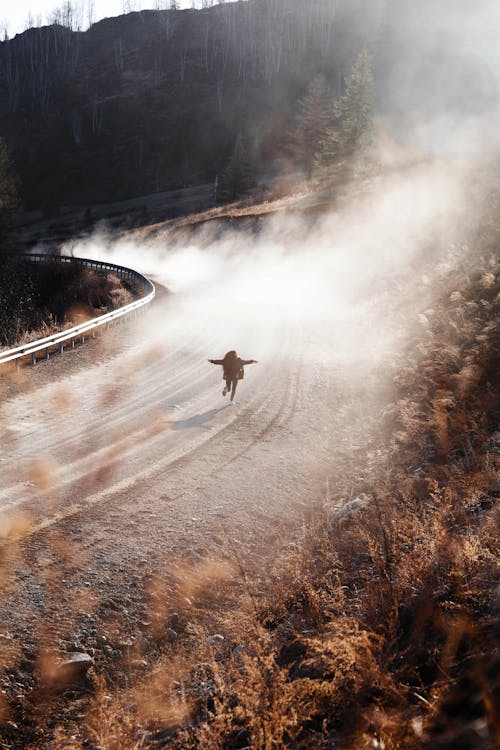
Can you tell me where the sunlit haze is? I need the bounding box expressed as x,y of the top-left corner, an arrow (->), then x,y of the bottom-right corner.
0,0 -> 498,743
64,161 -> 469,366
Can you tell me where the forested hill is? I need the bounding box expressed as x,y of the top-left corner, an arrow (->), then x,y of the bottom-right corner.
0,0 -> 373,211
0,0 -> 496,213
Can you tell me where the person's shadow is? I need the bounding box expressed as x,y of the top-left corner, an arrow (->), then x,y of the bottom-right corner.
173,406 -> 228,430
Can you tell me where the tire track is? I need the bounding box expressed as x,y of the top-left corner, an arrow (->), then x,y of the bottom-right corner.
7,348 -> 297,546
0,302 -> 307,645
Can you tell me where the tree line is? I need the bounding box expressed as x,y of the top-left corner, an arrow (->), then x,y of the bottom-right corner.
0,48 -> 373,224
218,50 -> 374,202
0,0 -> 380,209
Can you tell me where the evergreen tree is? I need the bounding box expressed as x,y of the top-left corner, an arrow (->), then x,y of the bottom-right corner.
317,50 -> 374,170
288,74 -> 332,179
218,134 -> 256,203
0,136 -> 20,239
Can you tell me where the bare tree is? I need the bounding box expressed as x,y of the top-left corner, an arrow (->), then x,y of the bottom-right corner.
71,108 -> 82,144
87,0 -> 95,28
162,6 -> 177,41
179,40 -> 187,81
91,98 -> 104,135
1,40 -> 23,112
113,38 -> 124,69
122,0 -> 142,13
217,78 -> 224,112
47,1 -> 83,31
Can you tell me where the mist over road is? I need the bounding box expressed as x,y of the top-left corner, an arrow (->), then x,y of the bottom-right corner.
0,160 -> 476,652
0,287 -> 357,646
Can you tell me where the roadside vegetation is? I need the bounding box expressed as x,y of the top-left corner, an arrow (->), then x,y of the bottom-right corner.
1,3 -> 498,744
0,256 -> 136,348
169,249 -> 497,750
1,73 -> 497,744
8,183 -> 493,750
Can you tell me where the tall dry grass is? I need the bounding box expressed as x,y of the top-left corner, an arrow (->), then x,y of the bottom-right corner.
2,197 -> 499,749
0,259 -> 136,349
161,247 -> 498,750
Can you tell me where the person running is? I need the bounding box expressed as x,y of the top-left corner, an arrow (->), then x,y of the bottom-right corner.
208,350 -> 258,403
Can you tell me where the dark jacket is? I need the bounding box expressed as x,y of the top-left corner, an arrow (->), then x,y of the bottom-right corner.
209,357 -> 256,380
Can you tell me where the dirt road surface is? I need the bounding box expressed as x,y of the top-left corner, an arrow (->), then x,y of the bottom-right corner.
0,287 -> 380,670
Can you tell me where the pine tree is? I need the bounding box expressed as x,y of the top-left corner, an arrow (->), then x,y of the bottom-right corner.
0,136 -> 20,239
218,134 -> 256,203
317,50 -> 374,170
288,74 -> 332,179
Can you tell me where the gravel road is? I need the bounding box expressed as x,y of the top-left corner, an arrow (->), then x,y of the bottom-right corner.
0,288 -> 364,662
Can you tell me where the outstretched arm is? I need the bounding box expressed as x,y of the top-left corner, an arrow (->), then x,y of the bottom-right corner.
208,359 -> 224,365
241,359 -> 258,365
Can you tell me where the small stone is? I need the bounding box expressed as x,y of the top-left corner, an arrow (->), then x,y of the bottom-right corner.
64,652 -> 94,667
131,659 -> 148,669
167,612 -> 180,629
232,728 -> 251,748
166,628 -> 178,642
49,653 -> 94,688
332,494 -> 373,527
117,639 -> 134,651
206,634 -> 224,647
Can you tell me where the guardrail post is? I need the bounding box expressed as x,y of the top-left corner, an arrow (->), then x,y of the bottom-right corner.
31,353 -> 36,365
45,348 -> 50,360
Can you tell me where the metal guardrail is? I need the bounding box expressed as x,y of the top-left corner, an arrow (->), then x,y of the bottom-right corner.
0,253 -> 155,367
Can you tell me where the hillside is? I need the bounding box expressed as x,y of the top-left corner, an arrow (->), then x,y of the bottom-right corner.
0,1 -> 498,748
0,0 -> 378,212
1,0 -> 496,216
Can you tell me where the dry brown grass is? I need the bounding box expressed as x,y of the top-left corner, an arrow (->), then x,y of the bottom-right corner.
129,173 -> 341,242
0,262 -> 137,352
29,247 -> 496,750
167,246 -> 498,750
2,186 -> 499,749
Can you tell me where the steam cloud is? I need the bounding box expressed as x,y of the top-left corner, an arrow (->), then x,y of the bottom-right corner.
64,161 -> 473,372
59,0 -> 499,369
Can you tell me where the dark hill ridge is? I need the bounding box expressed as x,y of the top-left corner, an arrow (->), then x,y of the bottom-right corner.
1,0 -> 497,215
0,0 -> 382,211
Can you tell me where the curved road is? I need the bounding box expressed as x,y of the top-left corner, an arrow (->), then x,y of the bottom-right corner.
0,287 -> 355,655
